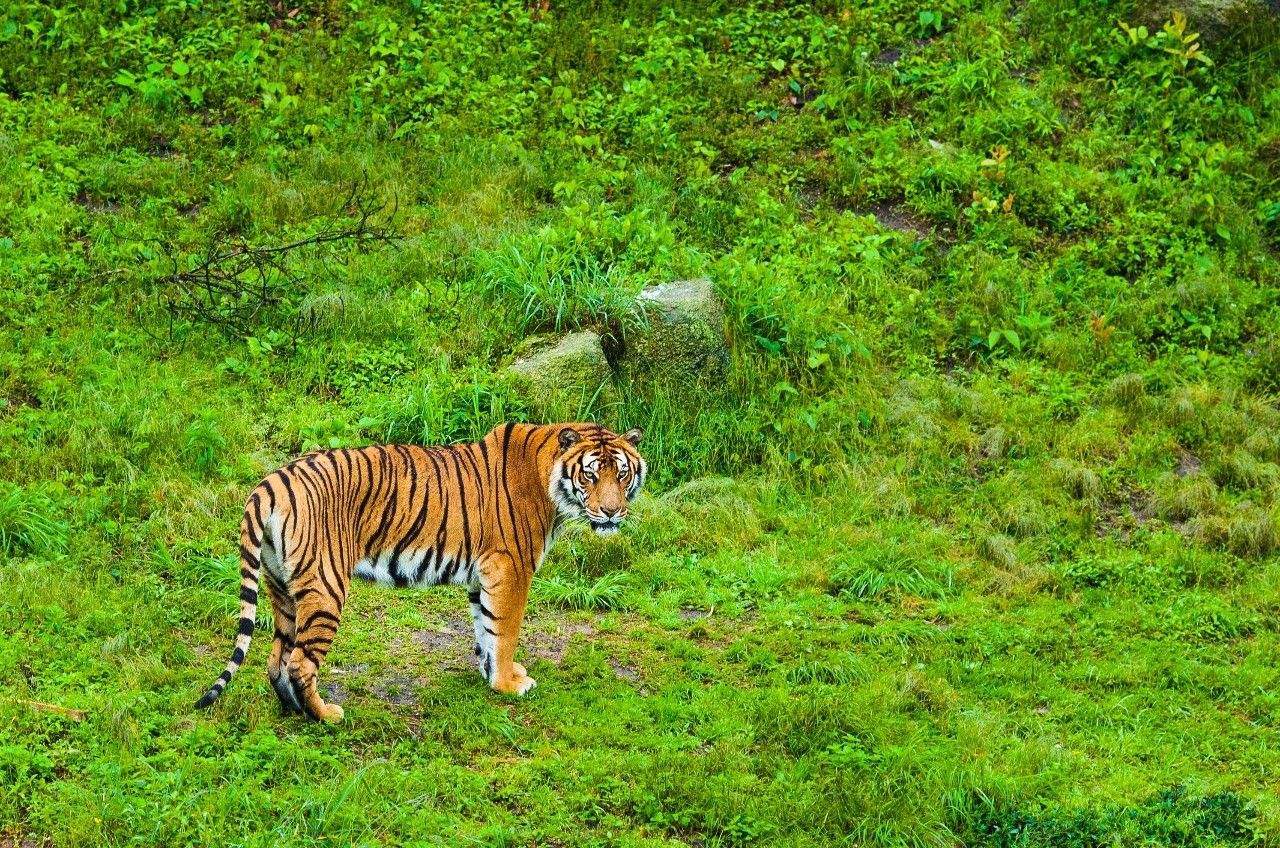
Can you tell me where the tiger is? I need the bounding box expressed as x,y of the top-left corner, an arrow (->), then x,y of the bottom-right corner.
194,422 -> 646,722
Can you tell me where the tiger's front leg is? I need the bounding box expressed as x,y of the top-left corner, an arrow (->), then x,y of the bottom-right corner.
472,552 -> 536,696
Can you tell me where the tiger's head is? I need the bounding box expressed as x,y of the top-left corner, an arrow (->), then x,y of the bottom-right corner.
550,425 -> 647,534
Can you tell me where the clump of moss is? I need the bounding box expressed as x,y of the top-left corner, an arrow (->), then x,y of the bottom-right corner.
978,425 -> 1011,459
979,533 -> 1018,570
507,330 -> 616,417
1213,448 -> 1280,493
1051,458 -> 1102,504
1189,502 -> 1278,558
1152,472 -> 1219,522
1106,372 -> 1146,410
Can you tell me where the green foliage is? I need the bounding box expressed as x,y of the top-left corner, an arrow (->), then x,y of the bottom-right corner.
532,568 -> 631,612
976,786 -> 1259,848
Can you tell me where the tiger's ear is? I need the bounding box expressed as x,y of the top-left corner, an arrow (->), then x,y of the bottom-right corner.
558,428 -> 582,451
622,427 -> 643,445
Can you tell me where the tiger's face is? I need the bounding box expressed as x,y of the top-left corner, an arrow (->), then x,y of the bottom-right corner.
551,426 -> 647,534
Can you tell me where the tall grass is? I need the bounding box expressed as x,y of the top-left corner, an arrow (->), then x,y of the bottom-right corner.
0,483 -> 64,556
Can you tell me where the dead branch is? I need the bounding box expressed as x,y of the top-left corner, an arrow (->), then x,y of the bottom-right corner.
155,176 -> 400,344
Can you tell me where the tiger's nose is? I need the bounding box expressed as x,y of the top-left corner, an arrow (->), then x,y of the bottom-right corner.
601,506 -> 622,519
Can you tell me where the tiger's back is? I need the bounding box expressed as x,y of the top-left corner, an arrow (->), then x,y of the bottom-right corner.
195,422 -> 645,722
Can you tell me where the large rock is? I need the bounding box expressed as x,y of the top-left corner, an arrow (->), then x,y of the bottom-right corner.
1138,0 -> 1278,44
507,330 -> 615,416
625,278 -> 728,385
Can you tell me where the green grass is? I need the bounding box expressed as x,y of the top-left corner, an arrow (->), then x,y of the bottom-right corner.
3,0 -> 1280,845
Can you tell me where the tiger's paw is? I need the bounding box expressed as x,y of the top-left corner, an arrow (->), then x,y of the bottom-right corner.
317,702 -> 345,723
494,674 -> 537,696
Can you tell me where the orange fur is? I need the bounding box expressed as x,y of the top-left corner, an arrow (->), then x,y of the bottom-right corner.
195,422 -> 646,721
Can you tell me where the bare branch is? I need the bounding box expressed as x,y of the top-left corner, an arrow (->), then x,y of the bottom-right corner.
154,176 -> 400,343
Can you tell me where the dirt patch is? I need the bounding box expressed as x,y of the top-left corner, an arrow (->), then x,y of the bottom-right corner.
73,190 -> 120,214
0,834 -> 50,848
608,658 -> 641,683
330,663 -> 369,676
1,382 -> 40,415
679,608 -> 711,621
868,201 -> 934,239
371,675 -> 420,706
523,622 -> 596,665
411,617 -> 475,669
1094,487 -> 1154,540
321,681 -> 349,704
1177,451 -> 1202,477
874,47 -> 901,65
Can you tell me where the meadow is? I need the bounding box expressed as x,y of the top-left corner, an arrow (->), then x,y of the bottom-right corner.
2,0 -> 1280,845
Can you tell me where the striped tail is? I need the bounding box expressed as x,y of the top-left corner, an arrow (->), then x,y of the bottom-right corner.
195,509 -> 262,708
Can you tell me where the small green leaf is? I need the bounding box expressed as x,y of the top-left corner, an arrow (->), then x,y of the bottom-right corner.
172,59 -> 189,76
770,58 -> 786,72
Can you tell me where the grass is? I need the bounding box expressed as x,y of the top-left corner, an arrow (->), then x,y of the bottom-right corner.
2,0 -> 1280,845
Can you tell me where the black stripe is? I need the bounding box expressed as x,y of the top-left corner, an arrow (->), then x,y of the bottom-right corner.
498,426 -> 523,569
240,586 -> 258,603
230,647 -> 245,664
353,447 -> 378,527
317,562 -> 343,604
278,470 -> 298,530
448,449 -> 473,571
238,617 -> 255,636
244,506 -> 261,547
299,609 -> 341,631
389,447 -> 430,584
366,461 -> 401,556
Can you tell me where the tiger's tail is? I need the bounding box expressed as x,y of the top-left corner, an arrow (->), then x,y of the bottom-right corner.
195,506 -> 263,708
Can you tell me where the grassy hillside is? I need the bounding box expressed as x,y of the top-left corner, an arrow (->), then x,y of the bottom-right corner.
2,0 -> 1280,845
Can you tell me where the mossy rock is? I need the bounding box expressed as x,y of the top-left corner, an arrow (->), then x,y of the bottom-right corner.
623,278 -> 728,386
507,331 -> 616,417
1137,0 -> 1278,44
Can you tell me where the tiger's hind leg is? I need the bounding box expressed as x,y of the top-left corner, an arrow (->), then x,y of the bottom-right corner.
287,578 -> 347,723
265,577 -> 301,713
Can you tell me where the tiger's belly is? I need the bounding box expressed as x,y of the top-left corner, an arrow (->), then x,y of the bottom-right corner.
353,549 -> 476,588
